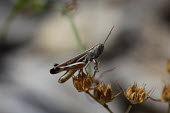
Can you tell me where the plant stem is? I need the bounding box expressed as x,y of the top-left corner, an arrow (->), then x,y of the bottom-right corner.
67,12 -> 92,73
85,91 -> 114,113
125,104 -> 132,113
149,97 -> 162,102
65,12 -> 85,52
55,4 -> 84,52
168,102 -> 170,113
55,3 -> 92,74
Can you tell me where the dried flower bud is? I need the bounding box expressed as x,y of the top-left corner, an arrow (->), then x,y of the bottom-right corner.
72,70 -> 94,92
162,84 -> 170,102
167,59 -> 170,74
125,83 -> 150,104
93,82 -> 115,104
65,0 -> 77,11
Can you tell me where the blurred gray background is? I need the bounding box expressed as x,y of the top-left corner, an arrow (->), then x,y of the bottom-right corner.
0,0 -> 170,113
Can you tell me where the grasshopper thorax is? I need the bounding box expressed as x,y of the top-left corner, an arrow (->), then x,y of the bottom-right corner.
84,44 -> 104,62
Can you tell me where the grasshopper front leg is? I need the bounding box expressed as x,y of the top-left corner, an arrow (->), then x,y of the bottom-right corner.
93,59 -> 99,72
84,59 -> 99,75
84,61 -> 91,75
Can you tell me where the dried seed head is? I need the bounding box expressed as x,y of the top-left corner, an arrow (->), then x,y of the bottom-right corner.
125,83 -> 137,98
93,82 -> 114,104
72,70 -> 94,92
65,0 -> 77,11
162,84 -> 170,102
167,59 -> 170,74
125,83 -> 150,104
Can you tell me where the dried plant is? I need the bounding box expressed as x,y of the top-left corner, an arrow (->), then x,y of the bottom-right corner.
118,82 -> 153,113
5,1 -> 170,113
150,84 -> 170,113
149,59 -> 170,113
93,82 -> 122,104
167,59 -> 170,75
72,70 -> 95,92
50,3 -> 170,112
125,83 -> 152,104
65,0 -> 77,12
162,84 -> 170,102
72,69 -> 122,113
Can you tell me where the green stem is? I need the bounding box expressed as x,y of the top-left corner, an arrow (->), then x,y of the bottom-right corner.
55,4 -> 84,52
65,12 -> 84,52
55,4 -> 92,74
66,11 -> 92,73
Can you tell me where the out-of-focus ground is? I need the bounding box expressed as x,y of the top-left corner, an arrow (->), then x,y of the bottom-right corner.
0,0 -> 170,113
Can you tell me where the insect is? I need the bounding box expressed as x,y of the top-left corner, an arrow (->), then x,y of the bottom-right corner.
50,26 -> 114,83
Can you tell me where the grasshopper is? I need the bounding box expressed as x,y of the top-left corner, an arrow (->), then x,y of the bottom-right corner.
50,26 -> 114,83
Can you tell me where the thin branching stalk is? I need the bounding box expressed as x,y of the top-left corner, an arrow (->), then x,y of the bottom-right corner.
149,97 -> 162,102
85,91 -> 114,113
125,104 -> 132,113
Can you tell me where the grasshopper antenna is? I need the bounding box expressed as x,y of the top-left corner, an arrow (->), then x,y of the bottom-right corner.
103,26 -> 114,45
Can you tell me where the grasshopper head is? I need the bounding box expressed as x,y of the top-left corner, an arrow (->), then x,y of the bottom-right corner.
93,44 -> 104,58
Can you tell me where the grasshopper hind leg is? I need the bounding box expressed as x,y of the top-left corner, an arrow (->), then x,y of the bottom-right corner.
93,59 -> 99,72
58,70 -> 77,83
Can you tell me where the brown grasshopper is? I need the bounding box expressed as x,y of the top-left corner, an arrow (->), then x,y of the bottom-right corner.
50,26 -> 114,83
